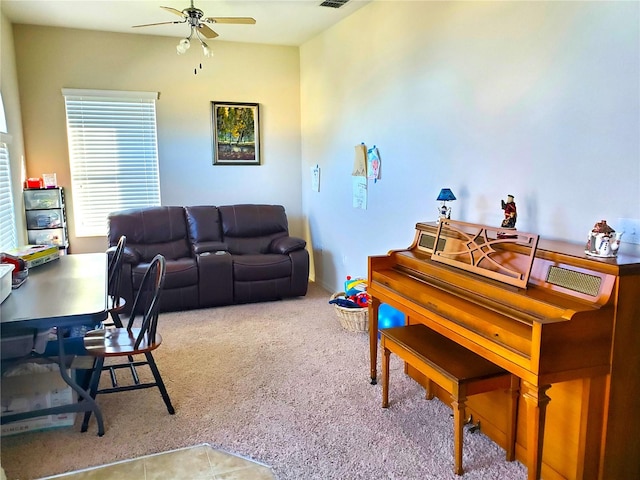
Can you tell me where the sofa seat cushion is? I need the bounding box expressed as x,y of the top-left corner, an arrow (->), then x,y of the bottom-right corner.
232,254 -> 291,282
133,257 -> 198,290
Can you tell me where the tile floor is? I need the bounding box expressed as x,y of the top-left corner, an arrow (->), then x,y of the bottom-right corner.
38,444 -> 276,480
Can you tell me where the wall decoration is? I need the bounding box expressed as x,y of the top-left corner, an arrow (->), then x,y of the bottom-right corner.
352,176 -> 367,210
366,145 -> 381,181
211,102 -> 260,165
352,144 -> 367,176
311,165 -> 320,192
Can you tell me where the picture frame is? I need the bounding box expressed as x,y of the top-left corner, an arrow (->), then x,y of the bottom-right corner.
211,102 -> 260,165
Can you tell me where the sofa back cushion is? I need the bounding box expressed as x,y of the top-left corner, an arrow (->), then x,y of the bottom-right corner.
184,206 -> 226,254
218,204 -> 288,255
108,206 -> 191,261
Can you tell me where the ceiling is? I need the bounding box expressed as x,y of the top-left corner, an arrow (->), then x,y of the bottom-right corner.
1,0 -> 371,46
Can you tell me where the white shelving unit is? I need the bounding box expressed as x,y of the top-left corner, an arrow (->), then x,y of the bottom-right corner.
23,187 -> 69,251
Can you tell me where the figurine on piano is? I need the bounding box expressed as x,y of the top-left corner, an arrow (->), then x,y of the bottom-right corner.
500,194 -> 517,229
438,203 -> 451,221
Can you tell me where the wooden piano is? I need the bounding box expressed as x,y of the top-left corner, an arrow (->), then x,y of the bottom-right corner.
368,219 -> 640,480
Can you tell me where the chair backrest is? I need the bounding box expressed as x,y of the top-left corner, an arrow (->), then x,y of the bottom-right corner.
108,235 -> 126,309
127,254 -> 166,349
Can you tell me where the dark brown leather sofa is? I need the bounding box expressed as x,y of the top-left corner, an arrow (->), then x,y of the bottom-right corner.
107,204 -> 309,312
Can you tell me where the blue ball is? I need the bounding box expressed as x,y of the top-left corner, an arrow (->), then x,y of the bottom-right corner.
378,303 -> 405,330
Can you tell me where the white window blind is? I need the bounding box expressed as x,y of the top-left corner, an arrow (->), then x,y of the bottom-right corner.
0,141 -> 17,251
62,89 -> 161,237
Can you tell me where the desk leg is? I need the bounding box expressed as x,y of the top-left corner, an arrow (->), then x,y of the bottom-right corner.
522,380 -> 551,480
56,330 -> 105,436
369,298 -> 380,385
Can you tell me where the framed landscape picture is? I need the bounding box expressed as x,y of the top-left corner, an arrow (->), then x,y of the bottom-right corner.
211,102 -> 260,165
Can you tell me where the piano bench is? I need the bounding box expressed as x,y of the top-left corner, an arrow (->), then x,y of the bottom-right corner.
380,324 -> 518,476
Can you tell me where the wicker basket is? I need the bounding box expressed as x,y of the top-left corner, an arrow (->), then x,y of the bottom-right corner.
330,292 -> 369,332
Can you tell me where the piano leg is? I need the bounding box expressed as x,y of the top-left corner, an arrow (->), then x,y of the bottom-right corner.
369,298 -> 380,384
522,381 -> 552,480
451,385 -> 467,475
425,378 -> 435,400
506,375 -> 520,462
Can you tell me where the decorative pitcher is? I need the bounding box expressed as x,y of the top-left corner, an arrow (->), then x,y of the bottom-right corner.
585,220 -> 623,258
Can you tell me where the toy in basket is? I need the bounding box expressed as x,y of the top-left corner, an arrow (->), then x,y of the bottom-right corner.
329,291 -> 369,332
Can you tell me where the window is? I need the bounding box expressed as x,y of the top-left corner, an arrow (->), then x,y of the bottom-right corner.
62,89 -> 161,237
0,90 -> 17,252
0,140 -> 17,251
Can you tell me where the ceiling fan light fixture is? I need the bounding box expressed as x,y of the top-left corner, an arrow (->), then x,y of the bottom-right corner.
135,1 -> 253,69
202,43 -> 213,57
176,37 -> 191,55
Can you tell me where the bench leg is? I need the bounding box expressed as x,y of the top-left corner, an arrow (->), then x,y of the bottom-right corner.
452,385 -> 467,475
382,346 -> 390,408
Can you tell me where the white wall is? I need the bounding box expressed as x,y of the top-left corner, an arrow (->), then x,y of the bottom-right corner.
0,13 -> 27,246
4,2 -> 640,293
11,25 -> 302,253
301,1 -> 640,292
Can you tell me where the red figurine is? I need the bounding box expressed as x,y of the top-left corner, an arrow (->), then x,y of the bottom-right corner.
501,194 -> 517,229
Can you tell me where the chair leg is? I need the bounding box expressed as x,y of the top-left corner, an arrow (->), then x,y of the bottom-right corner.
81,357 -> 104,433
128,356 -> 140,384
145,352 -> 175,415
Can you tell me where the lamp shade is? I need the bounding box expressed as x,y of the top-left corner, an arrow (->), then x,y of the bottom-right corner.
437,188 -> 456,202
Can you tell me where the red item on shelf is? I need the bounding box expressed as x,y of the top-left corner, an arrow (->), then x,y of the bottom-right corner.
26,178 -> 43,189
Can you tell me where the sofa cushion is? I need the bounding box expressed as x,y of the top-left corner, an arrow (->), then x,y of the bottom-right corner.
184,206 -> 228,254
132,257 -> 198,290
219,205 -> 288,255
108,206 -> 191,261
232,254 -> 291,282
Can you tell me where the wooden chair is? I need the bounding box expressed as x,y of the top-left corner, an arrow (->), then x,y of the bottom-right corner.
80,254 -> 175,433
106,235 -> 127,328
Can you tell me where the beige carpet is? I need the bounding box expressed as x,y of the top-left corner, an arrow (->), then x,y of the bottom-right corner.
0,283 -> 527,479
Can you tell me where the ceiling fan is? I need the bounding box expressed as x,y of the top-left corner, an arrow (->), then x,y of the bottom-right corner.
132,1 -> 256,40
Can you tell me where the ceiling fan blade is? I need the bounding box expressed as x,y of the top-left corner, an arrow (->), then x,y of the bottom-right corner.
132,21 -> 183,28
160,6 -> 186,17
198,24 -> 219,39
204,17 -> 256,25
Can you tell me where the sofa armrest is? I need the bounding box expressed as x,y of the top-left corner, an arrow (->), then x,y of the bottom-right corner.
106,245 -> 140,265
193,241 -> 228,255
122,246 -> 141,264
270,236 -> 306,254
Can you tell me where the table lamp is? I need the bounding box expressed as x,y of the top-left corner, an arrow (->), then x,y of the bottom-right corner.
437,188 -> 456,222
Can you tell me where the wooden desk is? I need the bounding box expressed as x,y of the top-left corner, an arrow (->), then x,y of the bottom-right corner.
0,253 -> 108,436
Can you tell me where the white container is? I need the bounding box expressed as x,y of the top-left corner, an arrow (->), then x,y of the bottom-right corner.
42,173 -> 57,188
0,263 -> 14,303
1,362 -> 76,436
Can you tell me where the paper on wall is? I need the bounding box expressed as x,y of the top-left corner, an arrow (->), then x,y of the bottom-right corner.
352,176 -> 367,210
311,165 -> 320,192
352,144 -> 367,177
367,146 -> 381,181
